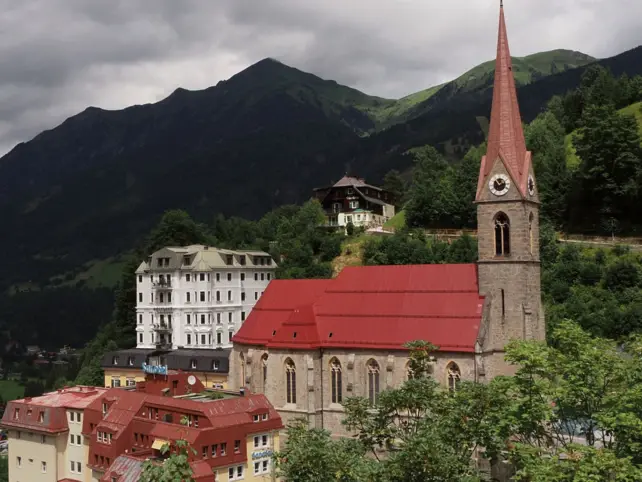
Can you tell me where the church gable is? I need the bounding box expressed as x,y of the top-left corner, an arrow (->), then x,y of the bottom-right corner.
476,155 -> 525,203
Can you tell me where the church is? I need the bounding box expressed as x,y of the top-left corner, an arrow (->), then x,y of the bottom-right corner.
229,3 -> 546,436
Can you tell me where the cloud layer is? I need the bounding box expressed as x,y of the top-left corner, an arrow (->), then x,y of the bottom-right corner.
0,0 -> 640,154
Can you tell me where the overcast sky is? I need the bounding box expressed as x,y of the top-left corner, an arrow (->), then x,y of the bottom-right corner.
0,0 -> 640,155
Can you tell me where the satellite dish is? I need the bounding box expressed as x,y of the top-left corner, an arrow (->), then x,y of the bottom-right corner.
187,375 -> 196,386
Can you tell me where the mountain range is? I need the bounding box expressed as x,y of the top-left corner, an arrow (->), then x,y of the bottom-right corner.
1,46 -> 642,297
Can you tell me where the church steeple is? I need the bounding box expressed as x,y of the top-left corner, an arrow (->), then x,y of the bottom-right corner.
474,2 -> 545,378
476,2 -> 532,200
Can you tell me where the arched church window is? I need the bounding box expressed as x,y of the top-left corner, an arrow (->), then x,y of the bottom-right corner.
261,354 -> 268,392
529,212 -> 534,255
367,359 -> 380,406
285,358 -> 296,404
330,358 -> 342,404
494,213 -> 511,256
447,362 -> 461,392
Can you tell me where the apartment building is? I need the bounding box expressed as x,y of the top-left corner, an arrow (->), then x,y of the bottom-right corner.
135,245 -> 276,350
84,371 -> 283,482
0,385 -> 108,482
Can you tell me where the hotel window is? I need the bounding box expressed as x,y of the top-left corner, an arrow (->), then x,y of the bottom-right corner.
217,333 -> 222,344
261,273 -> 265,281
201,314 -> 206,325
254,273 -> 258,281
202,446 -> 207,459
229,331 -> 233,342
126,378 -> 136,387
234,440 -> 241,453
208,291 -> 211,302
227,273 -> 232,281
253,414 -> 260,423
217,313 -> 221,324
138,275 -> 142,282
187,314 -> 191,324
241,312 -> 246,321
330,358 -> 343,404
254,292 -> 258,300
216,291 -> 221,302
111,378 -> 121,388
187,334 -> 192,345
228,312 -> 232,323
220,443 -> 227,456
139,333 -> 143,343
216,273 -> 220,282
200,273 -> 205,281
227,290 -> 232,301
186,292 -> 191,303
186,274 -> 191,282
241,292 -> 245,301
367,359 -> 380,406
200,291 -> 205,302
262,413 -> 268,421
267,273 -> 271,280
138,293 -> 142,302
139,314 -> 143,324
191,359 -> 197,369
241,273 -> 245,281
201,334 -> 206,345
285,358 -> 296,404
211,444 -> 217,457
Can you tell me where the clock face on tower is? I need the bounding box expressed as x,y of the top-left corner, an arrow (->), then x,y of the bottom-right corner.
528,175 -> 535,196
489,174 -> 510,196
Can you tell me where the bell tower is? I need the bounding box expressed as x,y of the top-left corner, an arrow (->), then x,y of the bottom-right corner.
476,2 -> 545,376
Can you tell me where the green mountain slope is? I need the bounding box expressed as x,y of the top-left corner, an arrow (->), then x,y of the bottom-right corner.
367,49 -> 595,127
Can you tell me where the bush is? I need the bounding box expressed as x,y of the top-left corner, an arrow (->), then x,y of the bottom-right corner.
604,260 -> 640,291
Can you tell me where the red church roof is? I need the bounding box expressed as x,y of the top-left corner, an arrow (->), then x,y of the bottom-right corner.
476,3 -> 532,199
233,264 -> 484,353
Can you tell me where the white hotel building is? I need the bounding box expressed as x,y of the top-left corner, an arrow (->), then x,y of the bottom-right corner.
135,245 -> 276,350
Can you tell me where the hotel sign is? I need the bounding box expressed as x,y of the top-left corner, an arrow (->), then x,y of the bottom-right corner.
252,449 -> 273,460
142,363 -> 168,375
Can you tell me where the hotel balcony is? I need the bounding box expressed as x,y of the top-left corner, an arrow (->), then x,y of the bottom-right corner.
152,323 -> 172,333
152,280 -> 172,290
152,306 -> 173,313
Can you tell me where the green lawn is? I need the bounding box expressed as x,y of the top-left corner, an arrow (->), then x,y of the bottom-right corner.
384,210 -> 406,230
0,380 -> 25,402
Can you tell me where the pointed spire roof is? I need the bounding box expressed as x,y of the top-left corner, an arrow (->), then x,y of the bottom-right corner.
477,2 -> 531,198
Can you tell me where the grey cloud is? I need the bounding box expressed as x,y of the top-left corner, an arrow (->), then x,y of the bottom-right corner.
0,0 -> 640,154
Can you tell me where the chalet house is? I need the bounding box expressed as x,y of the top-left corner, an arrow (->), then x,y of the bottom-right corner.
312,175 -> 395,229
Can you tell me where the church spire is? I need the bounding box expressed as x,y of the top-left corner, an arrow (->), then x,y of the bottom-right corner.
476,2 -> 530,199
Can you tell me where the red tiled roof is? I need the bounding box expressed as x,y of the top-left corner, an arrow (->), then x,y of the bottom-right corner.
0,386 -> 108,434
99,455 -> 144,482
477,4 -> 531,200
234,264 -> 484,352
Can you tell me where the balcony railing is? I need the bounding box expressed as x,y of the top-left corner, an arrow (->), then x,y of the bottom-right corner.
152,280 -> 172,290
152,306 -> 173,313
152,324 -> 172,333
155,341 -> 172,350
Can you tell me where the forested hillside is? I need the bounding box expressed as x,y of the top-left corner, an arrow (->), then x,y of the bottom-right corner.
0,47 -> 640,356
